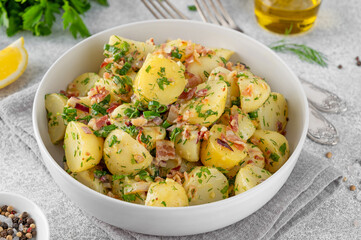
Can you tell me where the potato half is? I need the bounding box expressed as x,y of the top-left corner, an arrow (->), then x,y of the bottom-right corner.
234,164 -> 272,195
64,121 -> 103,172
145,178 -> 188,207
251,130 -> 290,173
179,78 -> 227,127
183,166 -> 229,205
255,92 -> 288,133
134,54 -> 187,105
238,70 -> 270,113
45,93 -> 68,144
103,129 -> 153,175
200,124 -> 248,170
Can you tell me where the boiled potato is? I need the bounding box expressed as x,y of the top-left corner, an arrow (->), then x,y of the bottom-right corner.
134,54 -> 186,105
64,121 -> 103,172
234,164 -> 272,195
174,125 -> 200,162
67,73 -> 100,97
71,167 -> 107,194
108,35 -> 155,63
219,106 -> 256,140
238,70 -> 271,113
45,93 -> 68,144
255,92 -> 288,133
200,124 -> 248,169
183,166 -> 228,205
187,48 -> 234,83
145,178 -> 188,207
141,126 -> 166,150
103,129 -> 153,175
179,78 -> 227,127
226,143 -> 265,178
251,130 -> 290,173
95,72 -> 136,103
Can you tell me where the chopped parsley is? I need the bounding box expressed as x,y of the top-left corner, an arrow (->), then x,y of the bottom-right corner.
170,127 -> 182,142
94,124 -> 117,138
270,152 -> 280,162
171,47 -> 182,59
108,135 -> 120,147
279,143 -> 287,156
156,67 -> 170,90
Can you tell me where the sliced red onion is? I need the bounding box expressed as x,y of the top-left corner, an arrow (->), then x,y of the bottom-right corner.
216,138 -> 233,151
75,103 -> 89,113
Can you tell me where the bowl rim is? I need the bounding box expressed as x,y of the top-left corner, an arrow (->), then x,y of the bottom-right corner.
32,19 -> 309,211
0,191 -> 50,237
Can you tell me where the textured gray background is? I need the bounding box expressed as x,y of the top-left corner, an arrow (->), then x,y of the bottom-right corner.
0,0 -> 360,239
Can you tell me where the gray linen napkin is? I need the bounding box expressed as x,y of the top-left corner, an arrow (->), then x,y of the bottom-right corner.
0,84 -> 342,240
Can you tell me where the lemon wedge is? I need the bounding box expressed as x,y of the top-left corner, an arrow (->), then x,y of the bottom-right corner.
0,37 -> 28,89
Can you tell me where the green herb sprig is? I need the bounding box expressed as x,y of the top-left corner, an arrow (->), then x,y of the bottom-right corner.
269,39 -> 328,67
0,0 -> 108,38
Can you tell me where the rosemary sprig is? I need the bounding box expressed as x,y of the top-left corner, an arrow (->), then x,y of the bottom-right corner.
269,39 -> 328,67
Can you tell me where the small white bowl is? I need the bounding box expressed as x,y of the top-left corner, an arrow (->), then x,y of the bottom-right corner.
32,20 -> 308,236
0,192 -> 49,239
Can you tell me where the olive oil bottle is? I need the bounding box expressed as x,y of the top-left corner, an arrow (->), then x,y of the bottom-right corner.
254,0 -> 321,34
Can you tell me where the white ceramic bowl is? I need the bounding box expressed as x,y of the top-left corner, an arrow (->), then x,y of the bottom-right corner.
0,192 -> 50,239
33,20 -> 308,236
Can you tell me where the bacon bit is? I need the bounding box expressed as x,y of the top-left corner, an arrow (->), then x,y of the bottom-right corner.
250,137 -> 260,146
155,140 -> 176,167
247,160 -> 254,164
187,185 -> 197,199
178,87 -> 197,100
242,84 -> 253,97
167,105 -> 179,123
226,62 -> 233,71
107,103 -> 120,114
89,115 -> 109,131
195,88 -> 208,97
134,154 -> 145,163
167,170 -> 184,185
131,116 -> 148,127
85,152 -> 90,156
81,126 -> 92,134
100,61 -> 108,69
229,113 -> 239,133
216,138 -> 233,151
196,126 -> 209,143
75,103 -> 90,113
218,62 -> 225,67
146,37 -> 155,45
276,121 -> 283,132
223,128 -> 247,151
103,72 -> 111,79
185,71 -> 203,88
155,176 -> 164,182
88,85 -> 110,104
152,117 -> 163,126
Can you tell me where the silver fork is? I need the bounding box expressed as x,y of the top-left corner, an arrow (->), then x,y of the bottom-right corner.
141,0 -> 343,145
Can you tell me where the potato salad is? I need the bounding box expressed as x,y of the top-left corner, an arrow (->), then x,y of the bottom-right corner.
45,36 -> 290,207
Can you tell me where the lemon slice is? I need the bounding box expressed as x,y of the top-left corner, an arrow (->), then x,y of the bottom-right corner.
0,37 -> 28,89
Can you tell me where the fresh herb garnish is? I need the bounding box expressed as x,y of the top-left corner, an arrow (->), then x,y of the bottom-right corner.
0,0 -> 108,38
188,5 -> 197,11
93,124 -> 117,138
269,39 -> 327,67
156,67 -> 170,90
170,127 -> 182,142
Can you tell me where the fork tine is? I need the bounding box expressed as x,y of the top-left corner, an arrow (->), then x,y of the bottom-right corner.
164,0 -> 189,20
148,0 -> 169,19
157,0 -> 178,19
200,0 -> 219,24
194,0 -> 208,23
141,0 -> 161,19
208,0 -> 228,26
215,0 -> 242,31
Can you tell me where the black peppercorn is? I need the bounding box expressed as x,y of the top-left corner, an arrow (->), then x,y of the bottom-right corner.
6,228 -> 14,235
0,230 -> 7,238
0,222 -> 8,229
12,223 -> 19,230
31,229 -> 37,237
26,218 -> 34,225
12,217 -> 19,223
